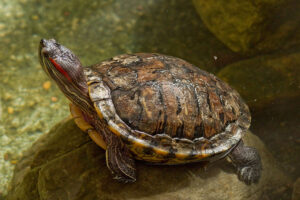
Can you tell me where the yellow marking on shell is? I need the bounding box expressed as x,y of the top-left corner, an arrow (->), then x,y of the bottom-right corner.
140,96 -> 152,119
131,148 -> 163,162
87,81 -> 96,86
195,142 -> 209,159
87,129 -> 107,150
184,104 -> 188,115
108,124 -> 121,136
153,148 -> 169,156
175,152 -> 188,159
94,103 -> 104,119
131,138 -> 148,148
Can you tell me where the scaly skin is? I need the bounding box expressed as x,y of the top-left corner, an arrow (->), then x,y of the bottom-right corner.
229,140 -> 262,185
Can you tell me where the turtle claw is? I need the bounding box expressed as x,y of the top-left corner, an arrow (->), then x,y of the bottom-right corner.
237,166 -> 261,185
113,175 -> 136,183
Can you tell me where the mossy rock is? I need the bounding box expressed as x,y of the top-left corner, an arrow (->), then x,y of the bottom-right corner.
217,51 -> 300,107
193,0 -> 300,55
7,118 -> 291,200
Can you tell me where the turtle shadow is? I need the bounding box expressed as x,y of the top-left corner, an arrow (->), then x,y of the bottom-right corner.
11,118 -> 236,199
95,150 -> 236,199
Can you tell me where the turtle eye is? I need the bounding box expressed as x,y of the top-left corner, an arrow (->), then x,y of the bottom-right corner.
54,42 -> 60,47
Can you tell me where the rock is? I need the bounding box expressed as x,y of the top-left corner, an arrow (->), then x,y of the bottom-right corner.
131,0 -> 242,73
193,0 -> 300,55
292,178 -> 300,200
217,51 -> 300,108
7,118 -> 291,200
251,95 -> 300,181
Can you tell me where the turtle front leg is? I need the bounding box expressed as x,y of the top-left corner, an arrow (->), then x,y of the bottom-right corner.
105,133 -> 136,183
228,140 -> 262,185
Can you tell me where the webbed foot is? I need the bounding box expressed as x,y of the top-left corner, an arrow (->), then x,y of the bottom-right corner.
229,140 -> 262,185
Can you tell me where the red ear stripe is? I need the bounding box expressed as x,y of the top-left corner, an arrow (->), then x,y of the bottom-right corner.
49,58 -> 72,82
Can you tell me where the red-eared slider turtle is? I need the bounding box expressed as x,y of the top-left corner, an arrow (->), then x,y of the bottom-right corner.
39,39 -> 262,184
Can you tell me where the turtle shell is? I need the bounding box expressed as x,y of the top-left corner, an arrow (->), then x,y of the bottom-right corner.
85,53 -> 250,164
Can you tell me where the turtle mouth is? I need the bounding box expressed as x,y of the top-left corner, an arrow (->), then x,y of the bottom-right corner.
39,40 -> 51,78
39,39 -> 48,56
39,38 -> 61,74
39,38 -> 59,58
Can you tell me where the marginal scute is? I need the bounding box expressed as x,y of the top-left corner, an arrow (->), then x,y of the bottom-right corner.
85,53 -> 250,163
94,100 -> 116,121
88,82 -> 111,101
107,121 -> 122,137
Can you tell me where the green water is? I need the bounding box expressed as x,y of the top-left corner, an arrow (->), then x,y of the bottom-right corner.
0,0 -> 299,199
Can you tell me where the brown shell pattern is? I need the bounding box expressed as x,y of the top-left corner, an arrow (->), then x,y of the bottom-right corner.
85,53 -> 251,163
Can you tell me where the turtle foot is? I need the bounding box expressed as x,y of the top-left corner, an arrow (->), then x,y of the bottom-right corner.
237,165 -> 261,185
229,140 -> 262,185
113,174 -> 136,183
105,136 -> 136,183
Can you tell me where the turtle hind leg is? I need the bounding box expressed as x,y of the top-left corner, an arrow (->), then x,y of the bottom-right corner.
228,140 -> 262,185
105,136 -> 136,183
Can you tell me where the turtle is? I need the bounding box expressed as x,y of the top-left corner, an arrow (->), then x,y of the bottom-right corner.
39,38 -> 262,185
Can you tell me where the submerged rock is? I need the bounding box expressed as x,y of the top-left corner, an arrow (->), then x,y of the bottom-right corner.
217,51 -> 300,108
193,0 -> 300,55
292,178 -> 300,200
7,118 -> 291,200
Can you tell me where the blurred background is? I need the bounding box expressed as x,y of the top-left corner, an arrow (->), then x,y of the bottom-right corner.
0,0 -> 299,199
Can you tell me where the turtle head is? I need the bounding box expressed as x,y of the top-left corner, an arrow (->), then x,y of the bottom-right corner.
39,39 -> 86,90
39,39 -> 93,112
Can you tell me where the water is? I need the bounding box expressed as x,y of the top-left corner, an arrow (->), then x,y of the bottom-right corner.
0,0 -> 299,199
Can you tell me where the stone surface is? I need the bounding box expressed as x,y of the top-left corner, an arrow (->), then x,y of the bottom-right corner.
251,95 -> 300,181
193,0 -> 300,55
7,118 -> 291,200
292,178 -> 300,200
217,51 -> 300,107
